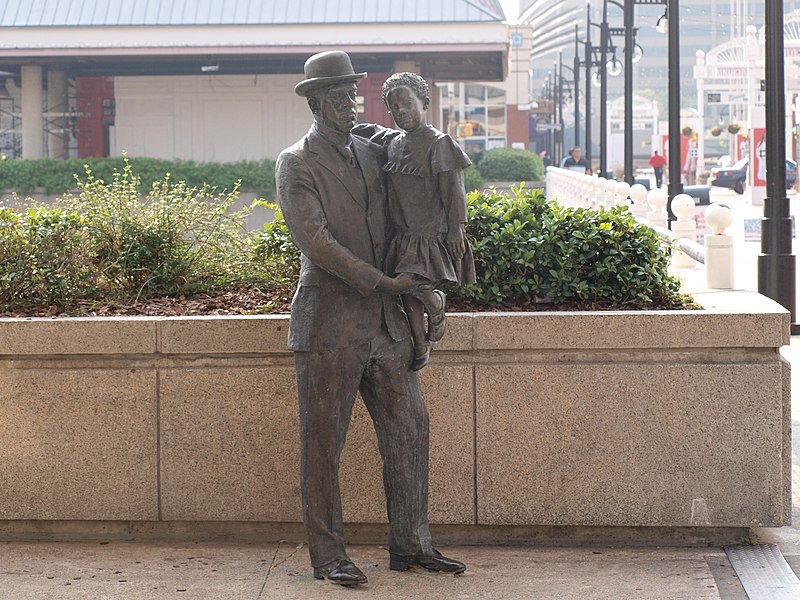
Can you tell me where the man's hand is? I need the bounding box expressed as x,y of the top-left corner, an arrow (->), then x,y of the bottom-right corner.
376,273 -> 422,295
446,225 -> 466,262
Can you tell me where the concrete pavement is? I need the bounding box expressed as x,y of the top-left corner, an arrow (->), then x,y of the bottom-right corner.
0,540 -> 740,599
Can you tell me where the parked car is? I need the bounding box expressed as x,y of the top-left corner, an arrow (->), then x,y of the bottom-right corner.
710,157 -> 797,194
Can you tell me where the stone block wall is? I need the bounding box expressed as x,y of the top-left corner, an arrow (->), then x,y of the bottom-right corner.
0,291 -> 790,533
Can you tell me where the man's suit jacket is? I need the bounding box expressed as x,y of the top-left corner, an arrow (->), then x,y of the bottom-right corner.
276,125 -> 409,351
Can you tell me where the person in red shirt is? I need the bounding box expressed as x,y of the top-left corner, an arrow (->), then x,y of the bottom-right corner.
649,150 -> 667,188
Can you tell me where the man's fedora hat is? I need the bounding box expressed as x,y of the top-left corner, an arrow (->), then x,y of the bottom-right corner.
295,51 -> 367,96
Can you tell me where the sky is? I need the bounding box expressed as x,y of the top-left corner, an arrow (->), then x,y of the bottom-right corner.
498,0 -> 518,21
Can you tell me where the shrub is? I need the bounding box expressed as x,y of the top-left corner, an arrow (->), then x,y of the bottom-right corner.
0,157 -> 277,198
463,165 -> 484,193
61,161 -> 266,298
0,205 -> 99,305
448,186 -> 688,309
251,202 -> 302,287
477,147 -> 544,182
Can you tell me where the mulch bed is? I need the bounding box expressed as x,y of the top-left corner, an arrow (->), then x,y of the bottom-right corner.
0,285 -> 673,318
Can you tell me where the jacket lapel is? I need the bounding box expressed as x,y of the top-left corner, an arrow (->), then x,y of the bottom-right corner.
307,130 -> 367,210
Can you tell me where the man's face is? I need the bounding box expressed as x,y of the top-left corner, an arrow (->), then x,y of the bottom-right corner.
572,148 -> 581,160
318,82 -> 358,133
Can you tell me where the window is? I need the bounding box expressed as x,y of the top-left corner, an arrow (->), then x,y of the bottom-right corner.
440,83 -> 506,151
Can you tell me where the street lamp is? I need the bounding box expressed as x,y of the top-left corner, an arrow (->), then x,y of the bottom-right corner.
620,0 -> 665,185
599,0 -> 640,179
560,60 -> 579,159
576,7 -> 621,174
666,0 -> 682,205
574,23 -> 581,149
761,1 -> 797,326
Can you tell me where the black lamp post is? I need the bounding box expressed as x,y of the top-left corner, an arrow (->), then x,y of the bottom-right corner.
556,52 -> 564,162
560,60 -> 578,162
585,2 -> 593,169
600,1 -> 610,178
612,0 -> 663,184
623,0 -> 635,184
574,23 -> 581,149
667,0 -> 682,204
760,1 -> 797,326
543,74 -> 549,157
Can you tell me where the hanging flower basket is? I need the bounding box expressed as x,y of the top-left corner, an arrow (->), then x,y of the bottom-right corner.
681,126 -> 694,136
727,123 -> 741,134
710,126 -> 721,137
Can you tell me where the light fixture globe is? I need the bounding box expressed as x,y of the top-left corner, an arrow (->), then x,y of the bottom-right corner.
606,58 -> 622,77
656,12 -> 668,34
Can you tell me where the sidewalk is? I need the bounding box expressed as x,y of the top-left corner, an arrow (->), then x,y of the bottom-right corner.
1,188 -> 798,599
0,541 -> 732,599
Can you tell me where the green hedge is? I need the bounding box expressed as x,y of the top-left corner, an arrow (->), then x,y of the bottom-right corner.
257,186 -> 690,310
450,186 -> 687,308
463,165 -> 484,193
476,147 -> 544,182
0,157 -> 277,197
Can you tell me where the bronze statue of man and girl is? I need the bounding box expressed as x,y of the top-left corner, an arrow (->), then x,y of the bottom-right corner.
276,50 -> 475,586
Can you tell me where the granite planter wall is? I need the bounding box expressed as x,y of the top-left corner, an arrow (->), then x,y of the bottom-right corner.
0,290 -> 790,538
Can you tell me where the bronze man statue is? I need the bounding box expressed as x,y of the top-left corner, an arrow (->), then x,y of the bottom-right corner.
275,51 -> 465,586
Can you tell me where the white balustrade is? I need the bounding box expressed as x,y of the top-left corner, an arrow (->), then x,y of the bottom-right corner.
646,188 -> 669,229
628,183 -> 648,218
594,177 -> 607,207
614,181 -> 631,207
602,178 -> 616,208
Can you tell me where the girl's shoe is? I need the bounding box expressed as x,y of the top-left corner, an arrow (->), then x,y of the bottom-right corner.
426,290 -> 446,342
411,343 -> 430,371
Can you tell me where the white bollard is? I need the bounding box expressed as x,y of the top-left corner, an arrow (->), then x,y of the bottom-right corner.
670,193 -> 697,269
629,183 -> 648,218
704,202 -> 735,289
646,187 -> 669,229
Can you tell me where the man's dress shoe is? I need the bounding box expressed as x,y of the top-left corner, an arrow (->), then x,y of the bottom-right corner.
389,549 -> 466,574
313,559 -> 368,585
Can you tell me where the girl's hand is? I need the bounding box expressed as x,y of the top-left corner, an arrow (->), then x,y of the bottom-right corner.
446,225 -> 466,261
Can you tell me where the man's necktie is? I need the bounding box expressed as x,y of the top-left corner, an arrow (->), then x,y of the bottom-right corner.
338,144 -> 356,168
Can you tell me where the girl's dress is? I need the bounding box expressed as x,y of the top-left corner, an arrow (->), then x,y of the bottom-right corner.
378,124 -> 476,286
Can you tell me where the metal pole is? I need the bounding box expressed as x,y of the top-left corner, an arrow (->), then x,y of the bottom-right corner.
545,76 -> 551,157
760,0 -> 796,325
600,0 -> 609,178
667,0 -> 682,215
624,0 -> 634,184
585,2 -> 593,171
552,59 -> 558,159
574,24 -> 581,150
557,52 -> 564,161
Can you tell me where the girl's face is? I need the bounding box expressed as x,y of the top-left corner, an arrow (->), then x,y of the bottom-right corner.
386,85 -> 427,132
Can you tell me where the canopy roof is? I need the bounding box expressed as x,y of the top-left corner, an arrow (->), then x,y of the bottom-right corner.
0,0 -> 506,27
0,0 -> 508,80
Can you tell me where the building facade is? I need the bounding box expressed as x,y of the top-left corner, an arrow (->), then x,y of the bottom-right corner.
0,0 -> 518,162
